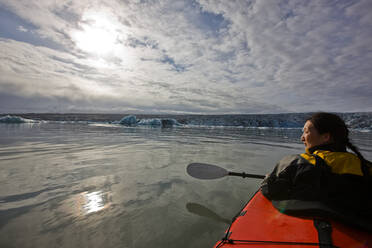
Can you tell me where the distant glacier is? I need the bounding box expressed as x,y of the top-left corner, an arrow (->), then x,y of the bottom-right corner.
0,112 -> 371,131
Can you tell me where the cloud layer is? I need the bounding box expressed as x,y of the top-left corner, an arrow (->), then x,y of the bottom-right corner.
0,0 -> 371,113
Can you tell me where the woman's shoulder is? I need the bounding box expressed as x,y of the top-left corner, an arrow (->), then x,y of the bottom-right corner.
278,154 -> 311,166
274,154 -> 310,174
310,150 -> 363,176
277,154 -> 302,166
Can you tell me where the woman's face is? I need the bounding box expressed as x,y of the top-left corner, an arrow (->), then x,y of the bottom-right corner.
301,120 -> 330,149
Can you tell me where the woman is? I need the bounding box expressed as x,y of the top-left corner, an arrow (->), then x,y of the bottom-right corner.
261,112 -> 371,222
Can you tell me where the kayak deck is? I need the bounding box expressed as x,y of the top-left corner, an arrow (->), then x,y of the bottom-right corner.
214,190 -> 372,248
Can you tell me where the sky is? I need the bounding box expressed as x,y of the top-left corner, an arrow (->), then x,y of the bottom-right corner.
0,0 -> 371,114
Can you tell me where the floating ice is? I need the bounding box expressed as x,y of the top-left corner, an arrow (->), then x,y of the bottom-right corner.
137,118 -> 181,127
118,115 -> 138,126
161,118 -> 181,127
0,115 -> 36,124
138,118 -> 162,126
118,115 -> 181,128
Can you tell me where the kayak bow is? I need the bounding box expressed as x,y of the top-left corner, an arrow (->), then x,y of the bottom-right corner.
214,190 -> 372,248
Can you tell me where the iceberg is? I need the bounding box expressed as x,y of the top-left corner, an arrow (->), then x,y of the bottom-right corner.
136,117 -> 182,127
118,115 -> 138,126
0,115 -> 36,124
161,119 -> 181,128
138,118 -> 162,126
117,115 -> 182,128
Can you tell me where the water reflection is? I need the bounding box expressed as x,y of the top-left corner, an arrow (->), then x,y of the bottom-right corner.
186,202 -> 231,225
83,191 -> 108,214
65,191 -> 110,216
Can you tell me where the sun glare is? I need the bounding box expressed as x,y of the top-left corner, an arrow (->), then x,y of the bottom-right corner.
72,11 -> 124,58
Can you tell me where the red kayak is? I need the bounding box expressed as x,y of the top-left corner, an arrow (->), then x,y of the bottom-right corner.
214,190 -> 372,248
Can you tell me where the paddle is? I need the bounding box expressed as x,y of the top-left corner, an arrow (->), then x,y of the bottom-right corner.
187,163 -> 265,180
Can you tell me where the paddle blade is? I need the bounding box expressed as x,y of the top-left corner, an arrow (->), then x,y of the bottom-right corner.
187,163 -> 228,180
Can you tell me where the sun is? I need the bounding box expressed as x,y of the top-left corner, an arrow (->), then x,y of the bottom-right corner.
72,11 -> 124,57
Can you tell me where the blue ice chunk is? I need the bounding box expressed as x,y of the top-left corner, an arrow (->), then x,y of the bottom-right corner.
137,118 -> 182,127
118,115 -> 138,126
0,115 -> 35,123
161,119 -> 181,127
138,118 -> 162,126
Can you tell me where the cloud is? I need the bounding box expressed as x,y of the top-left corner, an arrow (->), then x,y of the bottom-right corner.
0,0 -> 371,113
17,25 -> 27,32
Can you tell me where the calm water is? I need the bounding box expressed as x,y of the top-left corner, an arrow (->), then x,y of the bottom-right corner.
0,123 -> 371,248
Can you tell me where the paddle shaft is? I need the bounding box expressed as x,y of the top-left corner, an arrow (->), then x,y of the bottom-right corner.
186,163 -> 266,180
228,171 -> 265,179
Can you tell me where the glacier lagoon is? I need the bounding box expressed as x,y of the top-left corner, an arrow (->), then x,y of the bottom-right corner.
0,115 -> 371,248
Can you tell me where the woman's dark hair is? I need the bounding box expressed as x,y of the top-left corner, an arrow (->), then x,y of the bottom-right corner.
308,112 -> 371,177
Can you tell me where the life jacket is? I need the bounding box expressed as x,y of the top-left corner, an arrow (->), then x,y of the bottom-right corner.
301,149 -> 372,176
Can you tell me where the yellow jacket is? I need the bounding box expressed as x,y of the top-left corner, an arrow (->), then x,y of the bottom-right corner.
300,150 -> 371,176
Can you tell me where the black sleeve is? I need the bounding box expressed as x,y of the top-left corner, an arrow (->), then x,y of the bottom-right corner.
261,155 -> 298,200
261,155 -> 327,201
